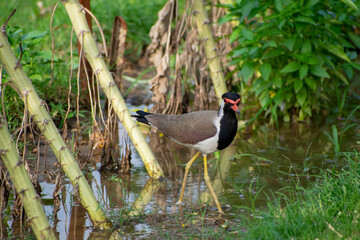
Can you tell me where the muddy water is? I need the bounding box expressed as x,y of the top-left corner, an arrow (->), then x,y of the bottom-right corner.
2,120 -> 353,239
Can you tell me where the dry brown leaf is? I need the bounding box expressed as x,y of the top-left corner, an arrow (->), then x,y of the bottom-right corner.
145,1 -> 173,67
150,54 -> 170,113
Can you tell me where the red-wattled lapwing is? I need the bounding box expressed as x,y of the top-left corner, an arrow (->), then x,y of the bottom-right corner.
132,92 -> 241,213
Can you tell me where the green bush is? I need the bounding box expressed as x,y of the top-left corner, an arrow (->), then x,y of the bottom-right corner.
1,26 -> 73,131
222,0 -> 360,122
92,0 -> 168,58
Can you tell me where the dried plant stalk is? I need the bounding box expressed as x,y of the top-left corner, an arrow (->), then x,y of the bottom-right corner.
150,54 -> 170,113
63,0 -> 164,179
146,0 -> 173,67
193,0 -> 227,101
109,16 -> 127,91
146,0 -> 174,113
0,28 -> 111,229
0,115 -> 56,239
101,16 -> 128,168
162,52 -> 183,114
0,166 -> 10,214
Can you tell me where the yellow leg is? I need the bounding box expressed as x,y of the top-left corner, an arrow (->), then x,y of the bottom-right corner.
203,154 -> 223,213
176,152 -> 201,204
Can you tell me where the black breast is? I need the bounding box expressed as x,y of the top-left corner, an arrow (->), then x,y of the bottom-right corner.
217,112 -> 237,150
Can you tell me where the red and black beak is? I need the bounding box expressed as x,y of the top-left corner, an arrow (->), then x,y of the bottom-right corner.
231,104 -> 241,115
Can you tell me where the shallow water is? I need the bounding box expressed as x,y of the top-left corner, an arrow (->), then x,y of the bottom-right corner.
1,119 -> 357,239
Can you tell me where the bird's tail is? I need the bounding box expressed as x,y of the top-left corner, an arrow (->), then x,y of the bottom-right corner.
131,110 -> 152,126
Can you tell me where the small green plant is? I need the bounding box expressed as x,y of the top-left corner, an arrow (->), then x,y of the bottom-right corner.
222,0 -> 360,122
323,105 -> 360,155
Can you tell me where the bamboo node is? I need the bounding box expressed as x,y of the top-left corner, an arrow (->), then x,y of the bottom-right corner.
95,68 -> 103,75
0,44 -> 3,48
27,216 -> 38,223
192,10 -> 199,15
33,195 -> 41,200
109,81 -> 116,87
22,89 -> 30,98
204,19 -> 210,25
16,158 -> 23,167
95,52 -> 103,58
18,188 -> 28,195
78,6 -> 86,13
74,175 -> 82,181
59,146 -> 66,153
14,62 -> 22,70
0,149 -> 8,155
42,119 -> 50,128
41,226 -> 53,234
78,30 -> 89,38
40,100 -> 46,106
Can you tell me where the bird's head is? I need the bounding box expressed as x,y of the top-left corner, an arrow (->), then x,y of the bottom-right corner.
221,92 -> 241,115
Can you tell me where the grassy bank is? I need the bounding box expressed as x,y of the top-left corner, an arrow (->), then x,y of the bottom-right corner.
123,151 -> 360,239
237,152 -> 360,239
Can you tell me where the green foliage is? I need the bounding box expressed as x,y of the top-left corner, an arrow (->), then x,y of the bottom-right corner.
222,0 -> 360,121
0,0 -> 170,133
1,26 -> 75,132
91,0 -> 168,58
238,152 -> 360,239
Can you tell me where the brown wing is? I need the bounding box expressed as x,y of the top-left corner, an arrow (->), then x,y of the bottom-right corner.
146,111 -> 218,145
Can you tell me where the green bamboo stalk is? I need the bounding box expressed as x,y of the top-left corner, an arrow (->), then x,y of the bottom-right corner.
62,0 -> 164,179
0,26 -> 111,229
0,114 -> 56,240
193,0 -> 228,101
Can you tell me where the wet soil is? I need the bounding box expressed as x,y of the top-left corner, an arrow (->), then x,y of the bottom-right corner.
1,114 -> 357,239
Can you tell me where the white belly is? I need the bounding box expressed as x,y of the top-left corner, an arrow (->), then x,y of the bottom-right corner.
192,134 -> 218,154
168,132 -> 218,155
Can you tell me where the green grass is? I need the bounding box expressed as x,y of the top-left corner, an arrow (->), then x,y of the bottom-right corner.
238,152 -> 360,239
